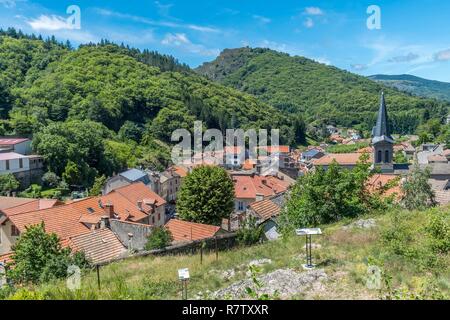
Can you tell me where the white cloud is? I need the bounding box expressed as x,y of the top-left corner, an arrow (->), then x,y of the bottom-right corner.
351,64 -> 368,71
434,49 -> 450,61
388,52 -> 420,63
154,1 -> 174,18
0,0 -> 23,8
161,33 -> 219,56
304,18 -> 314,28
304,7 -> 324,16
96,8 -> 221,33
27,15 -> 74,31
253,15 -> 271,24
313,57 -> 331,65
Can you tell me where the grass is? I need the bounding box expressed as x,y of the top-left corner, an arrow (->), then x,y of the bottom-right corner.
3,206 -> 449,300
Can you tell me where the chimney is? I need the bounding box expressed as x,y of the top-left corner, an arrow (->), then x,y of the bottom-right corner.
127,233 -> 134,252
137,200 -> 143,212
100,216 -> 110,229
256,193 -> 264,202
104,203 -> 115,219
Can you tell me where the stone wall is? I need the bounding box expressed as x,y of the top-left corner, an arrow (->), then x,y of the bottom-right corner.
109,220 -> 153,251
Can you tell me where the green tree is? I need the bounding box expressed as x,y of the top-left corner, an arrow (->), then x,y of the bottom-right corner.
89,175 -> 107,196
8,223 -> 90,284
280,156 -> 375,232
401,166 -> 437,210
42,172 -> 61,188
145,227 -> 173,250
62,161 -> 81,186
237,216 -> 264,246
0,173 -> 20,195
177,166 -> 235,225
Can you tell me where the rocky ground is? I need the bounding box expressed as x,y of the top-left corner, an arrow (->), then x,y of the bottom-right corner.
211,269 -> 328,300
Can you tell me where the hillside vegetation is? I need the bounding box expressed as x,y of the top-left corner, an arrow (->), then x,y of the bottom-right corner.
369,74 -> 450,102
196,48 -> 450,134
0,30 -> 304,189
2,206 -> 448,300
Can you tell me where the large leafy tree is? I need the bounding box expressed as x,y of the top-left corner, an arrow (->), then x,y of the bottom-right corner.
177,166 -> 235,225
8,223 -> 90,284
280,155 -> 376,231
401,166 -> 437,210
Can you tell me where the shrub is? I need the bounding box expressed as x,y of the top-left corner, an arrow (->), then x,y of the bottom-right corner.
237,217 -> 265,246
145,227 -> 173,250
7,223 -> 91,284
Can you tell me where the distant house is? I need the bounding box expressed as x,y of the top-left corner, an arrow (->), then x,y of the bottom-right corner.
313,153 -> 372,170
301,149 -> 325,162
257,145 -> 293,169
247,193 -> 285,241
232,173 -> 291,213
0,138 -> 32,155
0,197 -> 61,255
103,168 -> 155,195
0,153 -> 44,188
165,219 -> 227,244
159,169 -> 180,202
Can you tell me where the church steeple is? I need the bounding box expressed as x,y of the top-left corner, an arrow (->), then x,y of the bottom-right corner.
372,92 -> 394,173
372,92 -> 394,144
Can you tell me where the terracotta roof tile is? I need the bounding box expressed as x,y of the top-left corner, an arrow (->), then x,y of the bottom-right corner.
68,229 -> 127,264
249,199 -> 281,221
313,153 -> 373,166
0,197 -> 35,210
233,175 -> 290,199
1,199 -> 60,217
165,219 -> 222,243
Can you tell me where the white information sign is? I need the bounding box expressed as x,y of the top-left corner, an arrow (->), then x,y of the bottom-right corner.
296,228 -> 323,236
178,268 -> 190,280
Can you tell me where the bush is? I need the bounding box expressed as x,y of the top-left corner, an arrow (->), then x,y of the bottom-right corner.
145,227 -> 173,250
237,217 -> 265,246
7,223 -> 91,284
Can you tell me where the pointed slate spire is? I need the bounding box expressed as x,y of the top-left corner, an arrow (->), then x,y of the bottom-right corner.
372,92 -> 394,144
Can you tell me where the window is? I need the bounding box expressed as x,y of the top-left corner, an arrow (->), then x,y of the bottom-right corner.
377,150 -> 382,163
19,158 -> 23,169
385,150 -> 390,163
5,160 -> 10,171
238,201 -> 244,211
158,213 -> 161,221
11,225 -> 20,237
152,216 -> 155,224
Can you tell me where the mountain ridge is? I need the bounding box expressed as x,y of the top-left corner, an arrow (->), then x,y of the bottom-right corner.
196,47 -> 450,134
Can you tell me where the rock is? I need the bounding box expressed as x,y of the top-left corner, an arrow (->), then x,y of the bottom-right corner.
343,219 -> 376,230
213,269 -> 328,300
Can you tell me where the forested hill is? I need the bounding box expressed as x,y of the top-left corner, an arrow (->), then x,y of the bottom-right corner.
369,74 -> 450,102
196,47 -> 450,134
0,30 -> 305,189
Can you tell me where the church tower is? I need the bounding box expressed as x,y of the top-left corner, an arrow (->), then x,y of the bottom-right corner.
372,92 -> 394,173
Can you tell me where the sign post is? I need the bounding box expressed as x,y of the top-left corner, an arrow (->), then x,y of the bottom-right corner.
178,268 -> 190,300
296,228 -> 322,270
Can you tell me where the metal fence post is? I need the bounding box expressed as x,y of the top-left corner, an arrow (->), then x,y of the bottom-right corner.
96,265 -> 101,291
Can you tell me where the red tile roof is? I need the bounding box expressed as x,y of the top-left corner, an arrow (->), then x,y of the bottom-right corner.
0,197 -> 36,210
0,138 -> 29,145
7,183 -> 165,241
258,146 -> 290,154
233,175 -> 290,199
249,199 -> 281,222
367,174 -> 402,199
165,219 -> 222,243
68,229 -> 127,264
313,153 -> 373,166
1,199 -> 61,217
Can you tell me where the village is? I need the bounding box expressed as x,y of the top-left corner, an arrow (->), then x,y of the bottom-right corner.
1,93 -> 449,270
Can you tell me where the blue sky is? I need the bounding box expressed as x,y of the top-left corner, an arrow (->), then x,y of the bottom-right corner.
2,0 -> 450,81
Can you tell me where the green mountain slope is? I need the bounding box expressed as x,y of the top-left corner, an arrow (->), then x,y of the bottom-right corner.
0,31 -> 305,189
369,74 -> 450,102
196,48 -> 450,133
